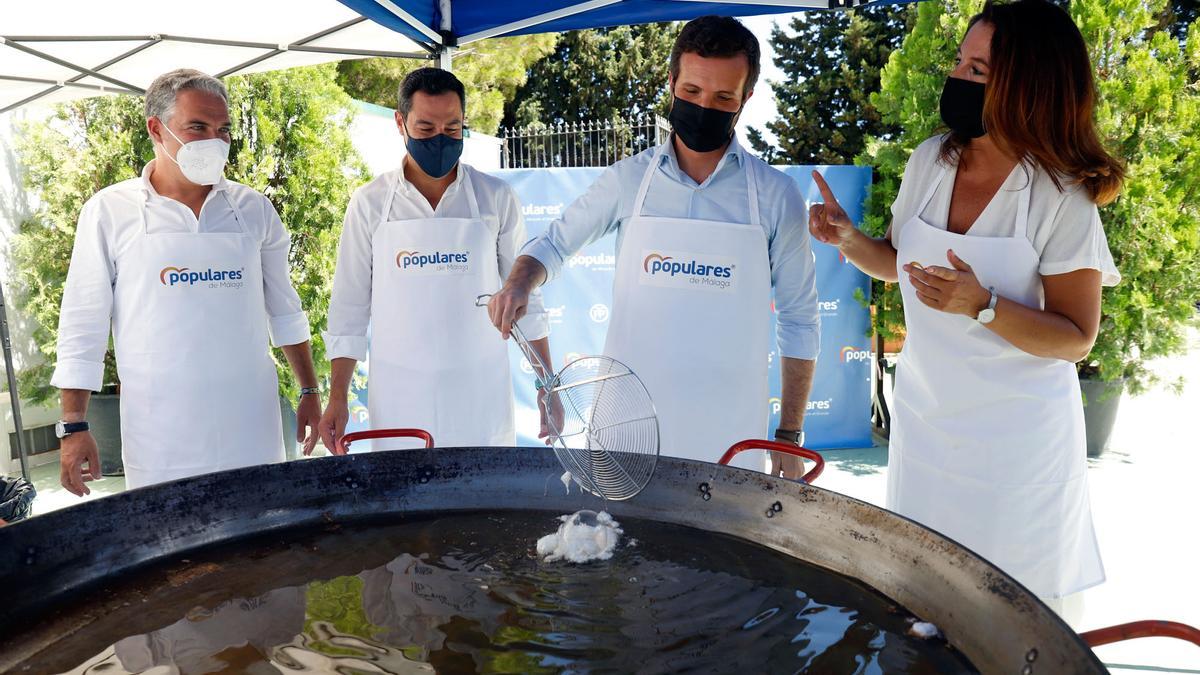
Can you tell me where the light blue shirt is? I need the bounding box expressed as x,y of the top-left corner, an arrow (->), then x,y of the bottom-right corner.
522,135 -> 820,360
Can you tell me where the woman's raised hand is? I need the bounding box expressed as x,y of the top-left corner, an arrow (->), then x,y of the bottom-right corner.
808,171 -> 858,248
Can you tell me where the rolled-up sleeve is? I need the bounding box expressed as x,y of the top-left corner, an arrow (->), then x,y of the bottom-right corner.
771,182 -> 821,360
497,185 -> 550,340
51,199 -> 115,392
520,166 -> 623,283
259,199 -> 311,347
323,189 -> 374,360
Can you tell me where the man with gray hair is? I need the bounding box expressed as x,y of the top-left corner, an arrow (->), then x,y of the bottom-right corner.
52,68 -> 322,493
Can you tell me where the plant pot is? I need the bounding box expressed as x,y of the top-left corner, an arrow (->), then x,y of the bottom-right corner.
871,305 -> 906,354
1080,376 -> 1125,458
89,394 -> 123,476
279,396 -> 299,461
882,331 -> 906,355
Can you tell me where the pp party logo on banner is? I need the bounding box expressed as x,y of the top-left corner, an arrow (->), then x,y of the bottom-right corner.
159,266 -> 245,289
639,250 -> 736,291
522,202 -> 564,222
840,346 -> 872,363
806,397 -> 834,417
589,303 -> 610,323
567,252 -> 616,272
395,249 -> 470,275
769,396 -> 835,417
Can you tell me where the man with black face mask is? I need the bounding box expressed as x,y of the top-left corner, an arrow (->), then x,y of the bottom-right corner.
320,68 -> 555,453
489,16 -> 820,477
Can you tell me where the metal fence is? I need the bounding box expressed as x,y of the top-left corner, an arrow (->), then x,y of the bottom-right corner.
499,114 -> 671,169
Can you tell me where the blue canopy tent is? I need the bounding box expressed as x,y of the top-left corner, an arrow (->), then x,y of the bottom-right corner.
340,0 -> 905,68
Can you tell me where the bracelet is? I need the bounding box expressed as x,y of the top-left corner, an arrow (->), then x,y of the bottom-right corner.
299,387 -> 320,397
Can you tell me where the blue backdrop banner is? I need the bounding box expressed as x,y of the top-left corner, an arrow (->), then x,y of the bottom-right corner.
347,165 -> 874,451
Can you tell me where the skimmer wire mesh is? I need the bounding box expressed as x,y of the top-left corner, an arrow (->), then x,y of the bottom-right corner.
544,355 -> 659,501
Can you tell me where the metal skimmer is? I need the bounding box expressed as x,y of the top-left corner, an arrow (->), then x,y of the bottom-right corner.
477,295 -> 659,500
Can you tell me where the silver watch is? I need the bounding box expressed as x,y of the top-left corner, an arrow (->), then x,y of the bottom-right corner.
56,420 -> 89,438
976,287 -> 998,324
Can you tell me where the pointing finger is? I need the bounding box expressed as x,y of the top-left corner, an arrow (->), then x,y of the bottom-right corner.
811,171 -> 840,207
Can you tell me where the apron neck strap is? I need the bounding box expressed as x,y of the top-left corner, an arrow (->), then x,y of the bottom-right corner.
915,163 -> 948,220
917,160 -> 1033,241
744,154 -> 760,228
219,190 -> 249,235
631,143 -> 667,218
138,187 -> 248,235
381,172 -> 401,224
458,165 -> 481,220
384,166 -> 478,221
1013,163 -> 1031,240
632,139 -> 759,225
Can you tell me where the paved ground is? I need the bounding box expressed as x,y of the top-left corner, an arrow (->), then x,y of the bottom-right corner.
818,329 -> 1200,674
13,327 -> 1200,673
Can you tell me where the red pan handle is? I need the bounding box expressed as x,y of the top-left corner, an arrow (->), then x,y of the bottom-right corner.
1080,620 -> 1200,648
337,428 -> 435,454
719,439 -> 824,484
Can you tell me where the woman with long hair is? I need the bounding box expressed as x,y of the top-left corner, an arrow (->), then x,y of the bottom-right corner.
810,0 -> 1123,620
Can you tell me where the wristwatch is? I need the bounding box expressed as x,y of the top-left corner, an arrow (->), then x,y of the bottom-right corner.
55,420 -> 89,439
774,428 -> 804,446
976,287 -> 998,325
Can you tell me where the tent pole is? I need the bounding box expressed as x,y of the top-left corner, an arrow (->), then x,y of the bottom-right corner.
438,0 -> 454,71
0,282 -> 30,481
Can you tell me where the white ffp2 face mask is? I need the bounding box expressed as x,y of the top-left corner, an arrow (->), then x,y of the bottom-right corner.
159,122 -> 230,186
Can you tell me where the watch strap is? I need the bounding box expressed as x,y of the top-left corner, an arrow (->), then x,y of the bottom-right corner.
976,287 -> 998,323
57,420 -> 89,437
774,428 -> 803,444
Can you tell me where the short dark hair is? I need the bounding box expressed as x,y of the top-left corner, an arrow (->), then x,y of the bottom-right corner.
397,67 -> 466,116
669,16 -> 760,99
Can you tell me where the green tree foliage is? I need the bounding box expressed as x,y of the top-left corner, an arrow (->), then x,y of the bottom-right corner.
303,576 -> 384,656
224,65 -> 369,401
858,0 -> 1200,394
11,63 -> 366,405
337,34 -> 557,135
748,5 -> 913,165
502,23 -> 680,128
11,94 -> 148,403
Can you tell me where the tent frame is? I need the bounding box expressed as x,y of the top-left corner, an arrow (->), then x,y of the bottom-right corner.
0,17 -> 431,114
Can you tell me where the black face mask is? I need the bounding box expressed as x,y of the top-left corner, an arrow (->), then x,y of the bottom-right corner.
668,96 -> 739,153
939,76 -> 987,139
404,124 -> 463,179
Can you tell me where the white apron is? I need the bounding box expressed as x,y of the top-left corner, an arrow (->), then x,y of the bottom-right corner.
114,587 -> 305,672
367,168 -> 515,449
113,191 -> 283,489
604,143 -> 772,471
360,553 -> 503,656
889,163 -> 1104,598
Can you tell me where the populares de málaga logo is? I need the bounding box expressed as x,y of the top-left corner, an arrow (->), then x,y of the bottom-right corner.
642,252 -> 734,290
395,250 -> 470,271
159,266 -> 244,286
840,346 -> 872,363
